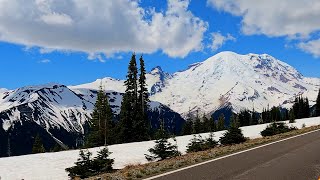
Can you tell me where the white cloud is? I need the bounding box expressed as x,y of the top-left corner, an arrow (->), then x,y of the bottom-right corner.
207,0 -> 320,37
209,32 -> 235,51
38,59 -> 51,63
298,40 -> 320,58
0,0 -> 208,58
207,0 -> 320,57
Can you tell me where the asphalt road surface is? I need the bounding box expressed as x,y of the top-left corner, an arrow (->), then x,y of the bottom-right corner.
148,130 -> 320,180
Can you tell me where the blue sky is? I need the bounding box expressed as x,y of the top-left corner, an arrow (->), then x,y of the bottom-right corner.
0,0 -> 320,89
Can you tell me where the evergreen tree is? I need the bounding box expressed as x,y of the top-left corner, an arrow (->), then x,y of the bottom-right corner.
135,55 -> 151,141
32,134 -> 45,154
92,147 -> 114,173
289,108 -> 295,123
292,96 -> 310,119
202,114 -> 211,133
193,112 -> 202,134
181,110 -> 193,135
251,107 -> 258,125
181,120 -> 193,135
118,54 -> 139,143
230,113 -> 240,128
209,116 -> 217,132
66,149 -> 94,178
145,121 -> 180,161
304,97 -> 310,118
220,126 -> 246,145
316,88 -> 320,117
217,113 -> 225,131
86,86 -> 114,147
238,109 -> 251,126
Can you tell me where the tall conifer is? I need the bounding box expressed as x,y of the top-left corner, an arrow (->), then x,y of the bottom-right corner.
316,88 -> 320,117
118,54 -> 139,143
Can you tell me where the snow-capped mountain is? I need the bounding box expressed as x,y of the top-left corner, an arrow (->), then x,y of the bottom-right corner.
0,84 -> 93,132
146,66 -> 172,95
150,51 -> 320,116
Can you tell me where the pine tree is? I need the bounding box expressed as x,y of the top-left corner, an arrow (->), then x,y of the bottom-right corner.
230,113 -> 240,128
181,119 -> 193,135
209,116 -> 216,132
289,108 -> 295,123
86,86 -> 114,147
32,134 -> 45,154
304,97 -> 310,118
202,114 -> 211,133
135,55 -> 150,141
220,126 -> 246,145
92,147 -> 114,173
217,113 -> 225,131
145,121 -> 180,161
193,112 -> 202,134
66,149 -> 94,178
251,108 -> 258,125
316,88 -> 320,117
118,54 -> 139,143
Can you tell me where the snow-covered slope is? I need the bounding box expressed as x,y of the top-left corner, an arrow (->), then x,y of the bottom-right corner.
146,66 -> 172,95
150,52 -> 320,116
1,117 -> 319,180
0,84 -> 93,133
69,77 -> 125,93
0,88 -> 7,93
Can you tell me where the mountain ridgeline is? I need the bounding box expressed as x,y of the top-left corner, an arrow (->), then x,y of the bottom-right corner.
1,51 -> 320,157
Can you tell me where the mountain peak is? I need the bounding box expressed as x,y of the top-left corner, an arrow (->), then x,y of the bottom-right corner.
150,66 -> 164,74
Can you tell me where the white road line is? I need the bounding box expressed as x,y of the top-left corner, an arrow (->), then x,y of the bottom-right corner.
144,128 -> 320,180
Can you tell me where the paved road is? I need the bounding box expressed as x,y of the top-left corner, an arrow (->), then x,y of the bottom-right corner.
148,130 -> 320,180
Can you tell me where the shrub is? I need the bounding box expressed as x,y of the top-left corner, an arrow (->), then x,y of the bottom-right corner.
66,147 -> 114,178
187,133 -> 217,153
220,127 -> 246,145
260,122 -> 297,137
145,137 -> 181,161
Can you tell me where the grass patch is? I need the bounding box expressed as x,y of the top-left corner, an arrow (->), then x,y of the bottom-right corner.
87,125 -> 320,180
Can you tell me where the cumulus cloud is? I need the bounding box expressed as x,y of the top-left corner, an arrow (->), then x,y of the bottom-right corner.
209,32 -> 235,51
298,40 -> 320,58
207,0 -> 320,57
0,0 -> 208,58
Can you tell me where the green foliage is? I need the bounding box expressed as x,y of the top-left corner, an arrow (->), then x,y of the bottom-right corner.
118,54 -> 151,143
316,88 -> 320,117
66,149 -> 94,178
145,122 -> 180,161
292,96 -> 310,119
51,143 -> 63,152
181,119 -> 193,135
86,85 -> 114,147
229,113 -> 240,128
193,113 -> 203,134
32,134 -> 46,154
135,55 -> 151,141
289,108 -> 295,123
92,147 -> 114,173
260,122 -> 297,137
186,133 -> 217,153
217,113 -> 225,131
220,126 -> 246,145
66,147 -> 114,178
238,109 -> 252,126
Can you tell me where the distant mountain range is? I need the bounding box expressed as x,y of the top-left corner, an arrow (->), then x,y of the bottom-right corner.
0,51 -> 319,156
